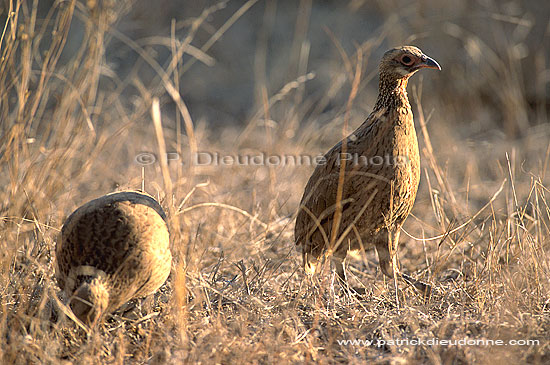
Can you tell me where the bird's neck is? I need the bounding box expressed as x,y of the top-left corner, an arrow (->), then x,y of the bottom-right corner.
373,74 -> 412,114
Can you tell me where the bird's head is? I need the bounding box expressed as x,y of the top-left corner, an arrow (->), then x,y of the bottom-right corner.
380,46 -> 441,80
70,278 -> 109,326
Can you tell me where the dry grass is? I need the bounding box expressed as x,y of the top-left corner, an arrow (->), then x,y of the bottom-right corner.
1,1 -> 550,363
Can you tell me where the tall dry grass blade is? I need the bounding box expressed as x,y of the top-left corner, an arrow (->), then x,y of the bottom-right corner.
329,49 -> 362,248
151,97 -> 173,197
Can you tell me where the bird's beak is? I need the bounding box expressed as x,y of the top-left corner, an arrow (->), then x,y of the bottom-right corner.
418,55 -> 441,70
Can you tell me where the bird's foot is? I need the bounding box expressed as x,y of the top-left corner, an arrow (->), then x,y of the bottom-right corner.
401,273 -> 432,299
336,278 -> 367,297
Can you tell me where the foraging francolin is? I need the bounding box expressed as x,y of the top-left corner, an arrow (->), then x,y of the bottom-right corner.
56,191 -> 171,325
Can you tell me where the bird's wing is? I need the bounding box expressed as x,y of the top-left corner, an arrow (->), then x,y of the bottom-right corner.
294,109 -> 389,248
57,203 -> 137,291
295,144 -> 342,247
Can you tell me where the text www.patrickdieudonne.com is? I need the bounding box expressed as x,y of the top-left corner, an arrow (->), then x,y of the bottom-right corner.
337,338 -> 540,347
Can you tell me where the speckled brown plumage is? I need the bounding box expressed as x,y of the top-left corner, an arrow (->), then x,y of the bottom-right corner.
295,46 -> 440,294
56,191 -> 172,325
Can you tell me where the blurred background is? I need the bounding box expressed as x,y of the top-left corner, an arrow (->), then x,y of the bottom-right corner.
5,0 -> 549,136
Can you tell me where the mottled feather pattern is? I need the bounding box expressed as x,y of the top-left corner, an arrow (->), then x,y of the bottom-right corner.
56,191 -> 171,324
295,46 -> 439,294
295,108 -> 419,251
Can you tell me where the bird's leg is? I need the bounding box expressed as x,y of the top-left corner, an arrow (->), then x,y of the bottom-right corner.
391,229 -> 431,297
332,248 -> 366,295
400,273 -> 431,298
388,230 -> 402,307
374,240 -> 395,278
332,254 -> 355,295
374,234 -> 401,307
332,255 -> 347,285
375,238 -> 431,299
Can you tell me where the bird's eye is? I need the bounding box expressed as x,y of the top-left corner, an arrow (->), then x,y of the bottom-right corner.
400,55 -> 414,66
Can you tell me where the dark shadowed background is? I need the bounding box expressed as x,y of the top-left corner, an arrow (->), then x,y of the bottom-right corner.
13,0 -> 549,136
